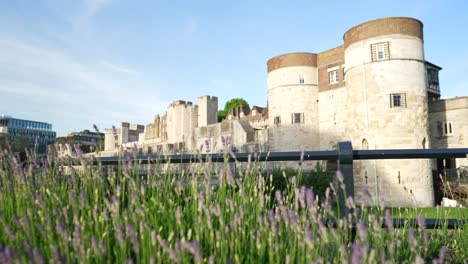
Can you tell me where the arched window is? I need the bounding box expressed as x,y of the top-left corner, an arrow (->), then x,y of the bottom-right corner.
362,139 -> 369,150
422,138 -> 426,149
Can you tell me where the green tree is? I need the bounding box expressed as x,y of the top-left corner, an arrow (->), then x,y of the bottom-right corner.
12,136 -> 30,153
0,134 -> 30,153
0,134 -> 9,150
218,98 -> 250,122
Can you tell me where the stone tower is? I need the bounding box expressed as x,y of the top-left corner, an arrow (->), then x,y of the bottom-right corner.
166,100 -> 198,149
197,95 -> 218,127
266,53 -> 320,151
343,17 -> 434,206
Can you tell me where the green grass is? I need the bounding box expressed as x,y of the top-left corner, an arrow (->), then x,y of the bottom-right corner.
391,207 -> 468,219
0,149 -> 466,263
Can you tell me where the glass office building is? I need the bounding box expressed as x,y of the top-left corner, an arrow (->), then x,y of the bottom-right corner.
0,115 -> 56,153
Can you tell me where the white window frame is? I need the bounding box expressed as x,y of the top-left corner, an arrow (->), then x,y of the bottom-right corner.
390,93 -> 407,108
299,73 -> 305,84
443,122 -> 453,136
371,42 -> 390,61
291,113 -> 304,124
328,69 -> 339,84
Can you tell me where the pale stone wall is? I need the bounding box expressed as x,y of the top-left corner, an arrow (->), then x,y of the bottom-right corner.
104,128 -> 117,151
193,119 -> 263,154
268,65 -> 320,151
318,87 -> 348,150
344,33 -> 433,207
104,122 -> 143,152
166,100 -> 198,150
197,96 -> 218,127
429,97 -> 468,168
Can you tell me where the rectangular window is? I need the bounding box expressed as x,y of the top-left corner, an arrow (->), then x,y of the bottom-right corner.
390,93 -> 407,108
291,113 -> 304,124
299,73 -> 305,84
274,116 -> 281,126
443,122 -> 453,135
329,70 -> 339,84
371,42 -> 390,61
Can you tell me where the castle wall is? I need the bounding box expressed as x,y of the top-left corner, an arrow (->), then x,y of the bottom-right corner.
193,119 -> 259,153
429,97 -> 468,168
343,17 -> 433,207
318,87 -> 348,150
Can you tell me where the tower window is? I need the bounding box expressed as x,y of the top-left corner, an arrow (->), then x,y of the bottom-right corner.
371,42 -> 390,61
362,139 -> 369,150
443,122 -> 453,135
274,116 -> 281,126
390,93 -> 407,108
291,113 -> 304,124
329,70 -> 339,84
299,73 -> 305,84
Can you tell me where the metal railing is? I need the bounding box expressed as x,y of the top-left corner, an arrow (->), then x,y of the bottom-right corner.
90,141 -> 468,229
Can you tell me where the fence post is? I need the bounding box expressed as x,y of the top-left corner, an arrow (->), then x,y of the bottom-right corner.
337,141 -> 354,216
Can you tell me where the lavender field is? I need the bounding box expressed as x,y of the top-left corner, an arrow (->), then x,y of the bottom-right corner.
0,147 -> 466,263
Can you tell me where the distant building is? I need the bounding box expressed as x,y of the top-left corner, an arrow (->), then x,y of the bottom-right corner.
0,115 -> 56,153
57,129 -> 104,153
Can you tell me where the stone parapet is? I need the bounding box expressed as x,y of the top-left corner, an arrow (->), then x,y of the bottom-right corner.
344,17 -> 423,49
267,52 -> 317,73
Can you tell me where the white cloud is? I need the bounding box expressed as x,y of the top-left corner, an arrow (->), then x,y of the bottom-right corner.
101,60 -> 139,75
0,35 -> 168,135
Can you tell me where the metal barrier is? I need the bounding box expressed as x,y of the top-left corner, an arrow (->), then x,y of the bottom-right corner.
91,141 -> 468,229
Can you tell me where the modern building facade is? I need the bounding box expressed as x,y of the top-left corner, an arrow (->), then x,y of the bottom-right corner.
0,115 -> 56,153
102,17 -> 467,207
57,129 -> 104,153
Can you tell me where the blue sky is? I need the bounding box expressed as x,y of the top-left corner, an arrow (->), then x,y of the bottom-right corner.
0,0 -> 467,136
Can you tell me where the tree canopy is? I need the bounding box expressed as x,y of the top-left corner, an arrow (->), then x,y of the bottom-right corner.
0,134 -> 30,153
217,98 -> 250,122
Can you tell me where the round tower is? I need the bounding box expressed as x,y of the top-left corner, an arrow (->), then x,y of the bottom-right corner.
343,17 -> 434,206
267,52 -> 319,151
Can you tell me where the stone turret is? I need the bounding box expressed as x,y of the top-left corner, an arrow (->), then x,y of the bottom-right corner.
343,17 -> 433,206
267,52 -> 320,151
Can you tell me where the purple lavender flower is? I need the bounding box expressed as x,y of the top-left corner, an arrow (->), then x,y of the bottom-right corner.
336,170 -> 344,183
385,209 -> 393,232
435,246 -> 447,264
183,240 -> 203,262
115,224 -> 125,246
417,215 -> 426,230
356,220 -> 368,241
32,249 -> 44,264
72,225 -> 82,250
226,167 -> 234,186
408,228 -> 417,248
275,190 -> 283,205
305,188 -> 317,209
351,243 -> 367,264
